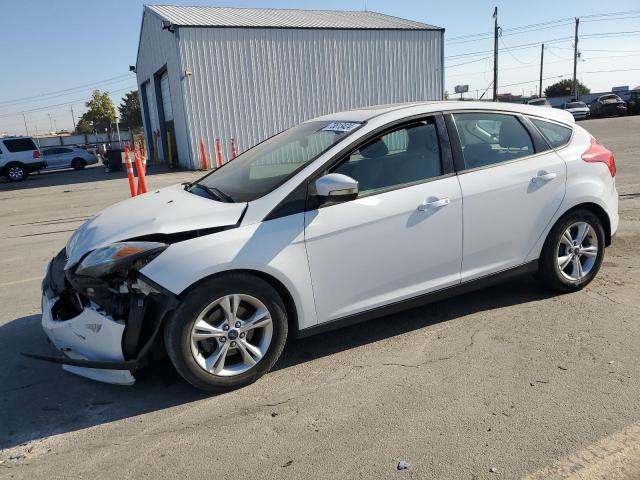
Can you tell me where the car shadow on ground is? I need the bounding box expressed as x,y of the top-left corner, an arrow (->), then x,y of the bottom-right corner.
0,276 -> 555,451
0,163 -> 190,191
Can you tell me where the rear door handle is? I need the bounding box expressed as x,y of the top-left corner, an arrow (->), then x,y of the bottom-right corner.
418,197 -> 451,211
531,171 -> 557,184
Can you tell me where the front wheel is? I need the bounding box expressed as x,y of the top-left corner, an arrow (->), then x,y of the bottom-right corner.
4,162 -> 28,182
536,209 -> 605,292
71,158 -> 86,170
164,273 -> 288,392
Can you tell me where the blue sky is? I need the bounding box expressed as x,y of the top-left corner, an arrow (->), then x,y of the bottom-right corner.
1,0 -> 639,134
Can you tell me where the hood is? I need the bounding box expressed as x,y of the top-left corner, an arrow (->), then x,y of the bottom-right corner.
65,183 -> 246,267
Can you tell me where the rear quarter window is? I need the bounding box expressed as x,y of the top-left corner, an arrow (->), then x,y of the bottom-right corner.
2,138 -> 37,152
530,119 -> 572,148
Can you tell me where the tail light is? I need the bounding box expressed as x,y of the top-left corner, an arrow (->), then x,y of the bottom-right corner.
582,136 -> 616,177
33,151 -> 41,159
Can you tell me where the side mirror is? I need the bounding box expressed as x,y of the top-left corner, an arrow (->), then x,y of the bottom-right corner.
314,173 -> 359,203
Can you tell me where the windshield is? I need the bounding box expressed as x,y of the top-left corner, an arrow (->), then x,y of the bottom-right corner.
192,121 -> 362,202
529,99 -> 547,105
566,102 -> 586,108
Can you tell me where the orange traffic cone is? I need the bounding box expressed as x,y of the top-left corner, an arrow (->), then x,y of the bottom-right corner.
230,138 -> 238,159
215,138 -> 224,167
200,138 -> 209,170
123,146 -> 137,197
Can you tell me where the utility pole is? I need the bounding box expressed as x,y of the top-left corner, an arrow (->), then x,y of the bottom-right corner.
572,17 -> 579,100
539,44 -> 545,98
493,6 -> 499,102
22,114 -> 30,137
70,105 -> 77,132
48,113 -> 54,133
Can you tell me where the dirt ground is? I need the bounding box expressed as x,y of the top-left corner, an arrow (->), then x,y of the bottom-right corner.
1,116 -> 639,479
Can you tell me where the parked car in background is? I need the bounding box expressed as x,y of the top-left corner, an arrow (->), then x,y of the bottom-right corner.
42,146 -> 99,170
589,94 -> 627,118
527,98 -> 551,107
563,101 -> 590,120
0,136 -> 45,181
626,90 -> 640,115
33,101 -> 618,392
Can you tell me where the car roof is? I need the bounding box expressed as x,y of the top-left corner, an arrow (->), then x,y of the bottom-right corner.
312,100 -> 575,125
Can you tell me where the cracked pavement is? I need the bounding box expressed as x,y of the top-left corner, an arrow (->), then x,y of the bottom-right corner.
1,116 -> 639,479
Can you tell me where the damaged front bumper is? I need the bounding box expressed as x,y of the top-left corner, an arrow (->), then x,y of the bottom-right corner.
25,248 -> 177,385
39,294 -> 136,385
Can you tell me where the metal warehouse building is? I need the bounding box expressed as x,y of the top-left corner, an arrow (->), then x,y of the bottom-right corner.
135,5 -> 444,169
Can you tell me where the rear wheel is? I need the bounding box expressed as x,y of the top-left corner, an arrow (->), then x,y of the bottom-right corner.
71,158 -> 86,170
536,209 -> 605,292
164,273 -> 288,392
3,162 -> 28,182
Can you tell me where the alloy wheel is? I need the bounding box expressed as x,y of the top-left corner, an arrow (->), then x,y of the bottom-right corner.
8,166 -> 24,180
556,221 -> 599,282
190,294 -> 273,376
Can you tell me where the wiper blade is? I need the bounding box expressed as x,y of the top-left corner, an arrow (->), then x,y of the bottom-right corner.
207,186 -> 234,203
187,182 -> 234,203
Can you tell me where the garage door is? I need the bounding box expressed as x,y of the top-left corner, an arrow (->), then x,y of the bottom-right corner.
145,83 -> 159,134
160,72 -> 173,121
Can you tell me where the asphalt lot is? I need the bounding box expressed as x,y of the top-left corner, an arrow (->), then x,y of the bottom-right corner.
1,116 -> 639,479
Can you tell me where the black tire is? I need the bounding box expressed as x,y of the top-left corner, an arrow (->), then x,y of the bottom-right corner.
164,273 -> 288,392
71,158 -> 86,170
536,209 -> 605,292
3,162 -> 28,182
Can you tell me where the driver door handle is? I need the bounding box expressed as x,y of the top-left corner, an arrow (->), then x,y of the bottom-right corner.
531,171 -> 557,184
418,197 -> 451,211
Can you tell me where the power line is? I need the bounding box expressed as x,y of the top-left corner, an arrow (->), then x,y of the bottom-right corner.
446,36 -> 573,59
0,85 -> 137,119
446,9 -> 640,42
0,74 -> 132,107
500,37 -> 537,65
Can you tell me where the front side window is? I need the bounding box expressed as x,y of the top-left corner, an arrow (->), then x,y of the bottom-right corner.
195,121 -> 362,202
452,113 -> 534,169
2,138 -> 37,153
332,119 -> 442,196
530,118 -> 572,148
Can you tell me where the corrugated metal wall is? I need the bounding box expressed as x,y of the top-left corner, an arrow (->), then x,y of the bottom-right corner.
177,27 -> 443,169
137,12 -> 443,169
136,10 -> 191,164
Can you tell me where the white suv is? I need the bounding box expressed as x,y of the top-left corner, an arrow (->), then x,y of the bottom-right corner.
0,136 -> 44,181
33,102 -> 618,391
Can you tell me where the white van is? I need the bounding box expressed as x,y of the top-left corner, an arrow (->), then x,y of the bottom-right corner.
0,136 -> 45,181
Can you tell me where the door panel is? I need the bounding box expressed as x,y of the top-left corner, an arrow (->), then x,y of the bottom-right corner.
304,176 -> 463,323
44,149 -> 63,168
457,154 -> 566,281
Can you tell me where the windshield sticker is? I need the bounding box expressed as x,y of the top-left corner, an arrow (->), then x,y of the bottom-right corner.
322,122 -> 361,133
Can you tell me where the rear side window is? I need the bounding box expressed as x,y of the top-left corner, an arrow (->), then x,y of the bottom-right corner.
452,113 -> 534,169
530,119 -> 572,148
2,138 -> 37,152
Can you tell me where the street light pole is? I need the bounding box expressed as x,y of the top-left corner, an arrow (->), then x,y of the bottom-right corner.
493,6 -> 499,102
22,114 -> 30,137
539,44 -> 544,98
572,17 -> 580,99
70,106 -> 77,132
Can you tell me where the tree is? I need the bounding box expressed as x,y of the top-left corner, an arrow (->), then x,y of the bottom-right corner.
118,90 -> 142,128
544,79 -> 590,98
75,89 -> 117,133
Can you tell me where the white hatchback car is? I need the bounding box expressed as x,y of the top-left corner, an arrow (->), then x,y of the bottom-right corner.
33,102 -> 618,391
